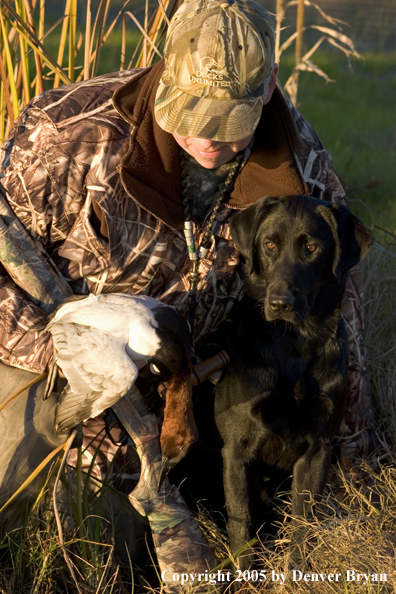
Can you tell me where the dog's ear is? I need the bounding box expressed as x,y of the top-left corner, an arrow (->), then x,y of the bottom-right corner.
318,204 -> 373,280
230,196 -> 279,273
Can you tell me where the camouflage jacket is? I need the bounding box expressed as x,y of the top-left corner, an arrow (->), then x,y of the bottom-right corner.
0,60 -> 376,462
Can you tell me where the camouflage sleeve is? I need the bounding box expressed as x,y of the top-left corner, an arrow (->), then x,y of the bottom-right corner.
0,274 -> 52,373
287,94 -> 378,465
0,106 -> 63,373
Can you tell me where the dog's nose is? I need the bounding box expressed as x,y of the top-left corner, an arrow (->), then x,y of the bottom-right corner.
268,293 -> 295,313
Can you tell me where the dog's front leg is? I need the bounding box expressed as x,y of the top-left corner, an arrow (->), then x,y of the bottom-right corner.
222,448 -> 255,571
289,440 -> 332,568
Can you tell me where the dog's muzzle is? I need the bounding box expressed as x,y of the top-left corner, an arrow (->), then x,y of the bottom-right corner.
265,289 -> 310,323
268,290 -> 295,314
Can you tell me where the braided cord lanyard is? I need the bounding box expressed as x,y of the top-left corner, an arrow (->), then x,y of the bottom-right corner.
179,149 -> 244,340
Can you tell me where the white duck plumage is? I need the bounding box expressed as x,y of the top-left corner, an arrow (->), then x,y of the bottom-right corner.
45,294 -> 196,459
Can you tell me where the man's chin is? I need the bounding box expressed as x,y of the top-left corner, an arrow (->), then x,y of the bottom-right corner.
191,153 -> 231,169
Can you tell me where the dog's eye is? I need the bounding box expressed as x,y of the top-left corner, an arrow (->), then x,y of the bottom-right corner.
266,241 -> 276,251
306,244 -> 318,254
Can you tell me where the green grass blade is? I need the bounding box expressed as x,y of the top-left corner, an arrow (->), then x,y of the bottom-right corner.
1,0 -> 71,86
0,50 -> 15,133
91,0 -> 111,79
68,0 -> 76,80
124,11 -> 162,66
0,7 -> 19,119
54,0 -> 71,88
131,0 -> 179,68
75,445 -> 90,567
31,459 -> 60,512
275,0 -> 285,63
101,0 -> 131,47
208,537 -> 258,573
0,440 -> 67,516
14,0 -> 30,104
143,0 -> 148,69
52,430 -> 85,594
157,0 -> 170,27
38,0 -> 45,56
23,0 -> 44,95
121,13 -> 126,71
0,74 -> 5,142
84,0 -> 91,79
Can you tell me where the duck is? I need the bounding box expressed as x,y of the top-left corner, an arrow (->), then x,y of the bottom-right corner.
44,292 -> 197,477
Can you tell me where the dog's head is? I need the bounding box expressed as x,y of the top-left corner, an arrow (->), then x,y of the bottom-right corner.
230,195 -> 373,324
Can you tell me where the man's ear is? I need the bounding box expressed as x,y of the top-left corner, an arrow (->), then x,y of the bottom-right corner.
318,203 -> 373,280
262,63 -> 279,106
230,196 -> 279,273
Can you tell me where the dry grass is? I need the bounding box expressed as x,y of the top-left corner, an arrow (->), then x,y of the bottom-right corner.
4,461 -> 395,592
0,466 -> 133,594
192,461 -> 396,593
0,516 -> 120,593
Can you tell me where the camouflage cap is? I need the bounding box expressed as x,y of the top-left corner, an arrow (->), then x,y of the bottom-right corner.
154,0 -> 276,142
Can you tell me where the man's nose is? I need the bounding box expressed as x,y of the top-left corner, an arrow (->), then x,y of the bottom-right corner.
194,137 -> 219,150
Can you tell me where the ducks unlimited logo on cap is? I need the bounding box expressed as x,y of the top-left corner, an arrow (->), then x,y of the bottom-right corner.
154,0 -> 276,142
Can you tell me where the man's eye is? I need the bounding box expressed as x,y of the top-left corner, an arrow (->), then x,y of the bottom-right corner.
266,241 -> 276,251
306,244 -> 318,254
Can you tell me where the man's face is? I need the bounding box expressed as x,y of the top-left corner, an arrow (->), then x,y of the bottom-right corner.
172,64 -> 279,170
172,132 -> 255,169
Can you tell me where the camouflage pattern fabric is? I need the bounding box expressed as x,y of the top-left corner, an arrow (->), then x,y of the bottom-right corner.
0,66 -> 377,479
0,190 -> 72,314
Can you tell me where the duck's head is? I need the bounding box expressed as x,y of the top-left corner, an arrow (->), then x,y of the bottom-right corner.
146,303 -> 198,486
157,371 -> 198,488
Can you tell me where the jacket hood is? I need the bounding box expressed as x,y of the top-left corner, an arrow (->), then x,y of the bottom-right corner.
113,60 -> 307,231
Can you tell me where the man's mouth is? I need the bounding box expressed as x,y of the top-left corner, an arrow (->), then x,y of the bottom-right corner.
195,147 -> 223,158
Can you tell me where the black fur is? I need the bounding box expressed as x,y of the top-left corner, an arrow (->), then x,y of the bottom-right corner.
214,195 -> 373,568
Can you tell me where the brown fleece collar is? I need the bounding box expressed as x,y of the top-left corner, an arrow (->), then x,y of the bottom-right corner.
113,60 -> 308,231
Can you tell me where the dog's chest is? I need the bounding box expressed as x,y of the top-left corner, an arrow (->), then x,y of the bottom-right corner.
216,305 -> 343,469
253,355 -> 330,428
222,349 -> 335,469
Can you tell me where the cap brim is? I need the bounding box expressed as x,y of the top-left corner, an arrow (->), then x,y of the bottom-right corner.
154,78 -> 263,142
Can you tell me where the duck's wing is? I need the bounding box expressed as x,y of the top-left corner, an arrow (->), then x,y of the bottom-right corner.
51,321 -> 138,432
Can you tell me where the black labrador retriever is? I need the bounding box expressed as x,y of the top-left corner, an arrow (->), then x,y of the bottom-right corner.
214,195 -> 373,568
